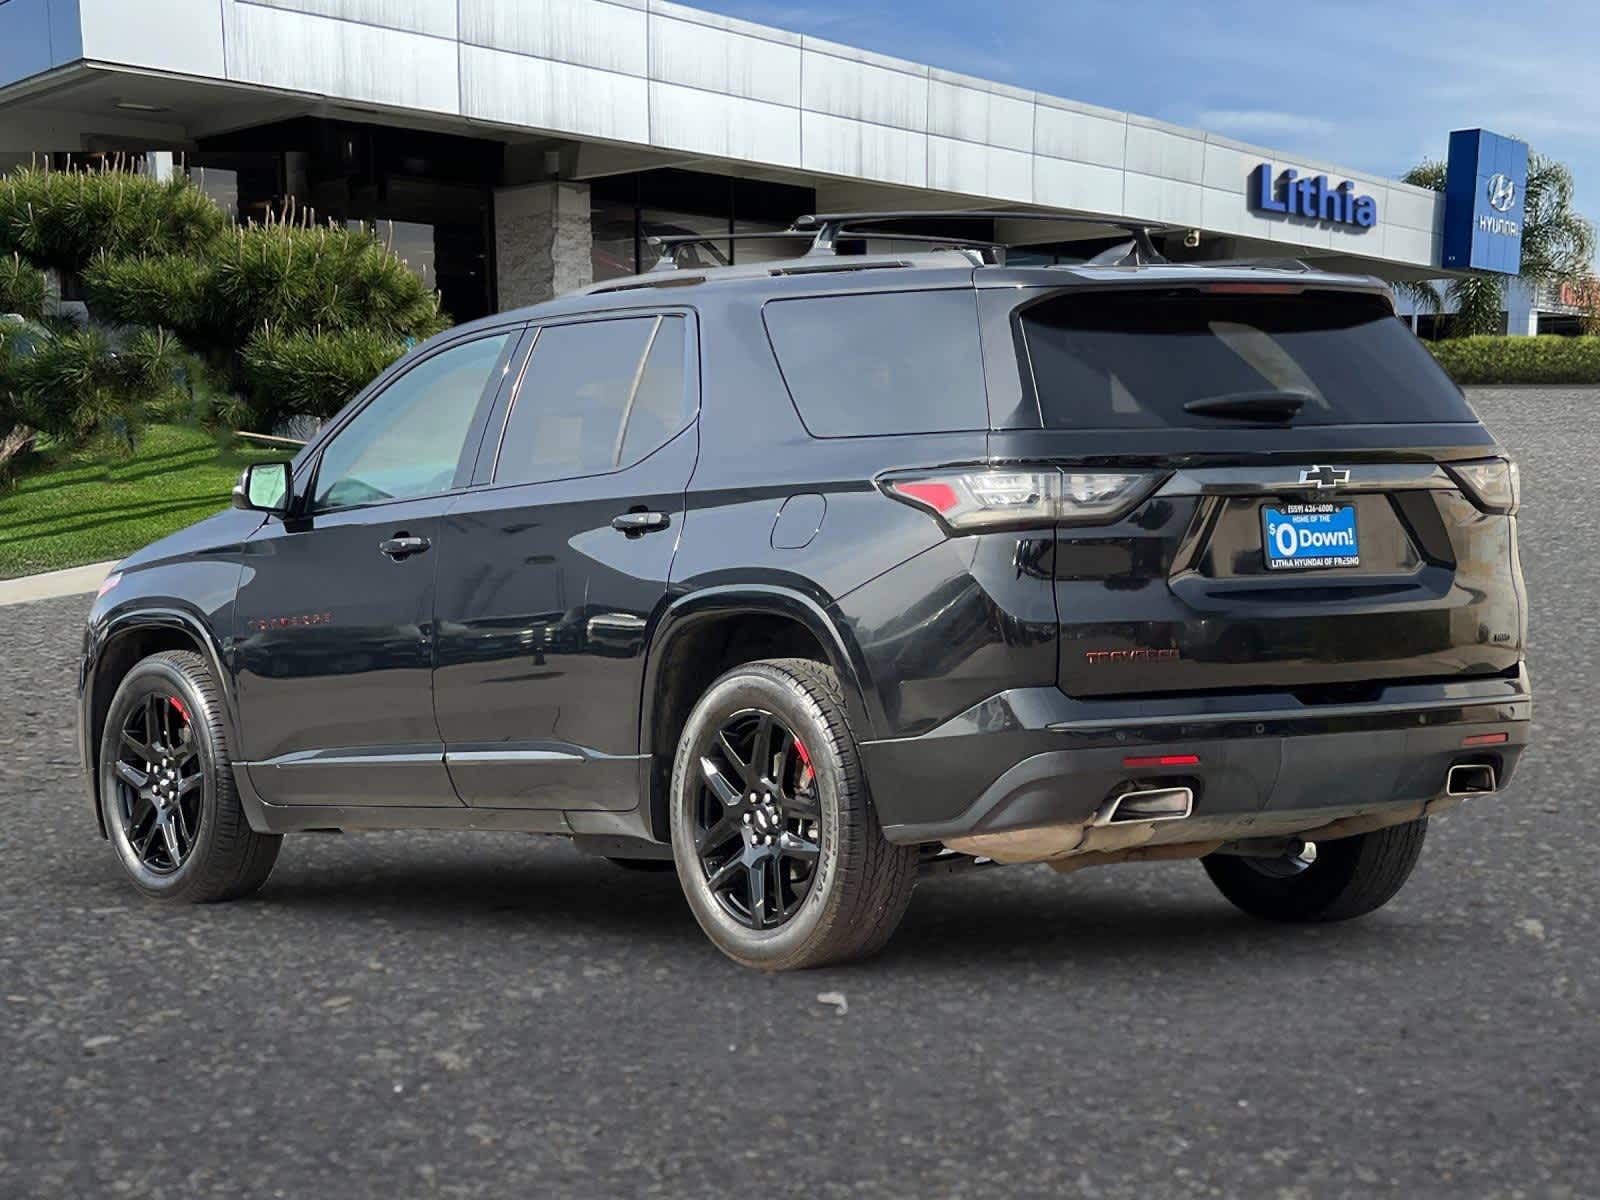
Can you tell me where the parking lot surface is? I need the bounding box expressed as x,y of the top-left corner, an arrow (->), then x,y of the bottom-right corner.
1,388 -> 1593,1198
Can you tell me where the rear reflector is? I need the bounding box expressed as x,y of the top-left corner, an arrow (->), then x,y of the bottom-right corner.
887,480 -> 960,513
1122,753 -> 1201,768
1461,732 -> 1509,746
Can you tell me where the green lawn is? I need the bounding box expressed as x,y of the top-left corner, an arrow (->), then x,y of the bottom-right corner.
0,425 -> 284,579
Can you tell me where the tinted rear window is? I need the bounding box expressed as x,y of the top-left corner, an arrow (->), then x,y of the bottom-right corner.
765,290 -> 987,436
1019,290 -> 1476,428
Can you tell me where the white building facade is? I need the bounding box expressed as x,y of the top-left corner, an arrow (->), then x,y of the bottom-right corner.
0,0 -> 1525,323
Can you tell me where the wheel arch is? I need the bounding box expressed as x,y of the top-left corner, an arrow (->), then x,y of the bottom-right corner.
82,609 -> 235,838
638,585 -> 881,843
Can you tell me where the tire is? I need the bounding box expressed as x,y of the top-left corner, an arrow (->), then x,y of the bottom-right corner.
98,650 -> 282,902
1201,819 -> 1428,923
669,658 -> 918,970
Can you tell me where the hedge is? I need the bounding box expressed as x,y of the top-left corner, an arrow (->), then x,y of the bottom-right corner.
1428,335 -> 1600,385
0,163 -> 225,273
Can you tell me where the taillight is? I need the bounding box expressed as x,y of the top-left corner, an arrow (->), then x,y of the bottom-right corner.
879,468 -> 1161,532
1449,457 -> 1520,514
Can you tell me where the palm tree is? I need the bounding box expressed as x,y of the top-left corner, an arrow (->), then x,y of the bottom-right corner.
1397,152 -> 1596,336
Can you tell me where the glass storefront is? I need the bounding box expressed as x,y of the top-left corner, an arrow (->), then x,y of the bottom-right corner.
191,130 -> 814,319
589,170 -> 814,282
193,118 -> 498,322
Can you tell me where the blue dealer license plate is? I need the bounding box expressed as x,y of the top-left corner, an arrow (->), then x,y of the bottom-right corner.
1261,503 -> 1359,570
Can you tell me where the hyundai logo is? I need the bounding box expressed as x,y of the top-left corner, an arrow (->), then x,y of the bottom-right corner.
1487,173 -> 1517,214
1299,465 -> 1350,489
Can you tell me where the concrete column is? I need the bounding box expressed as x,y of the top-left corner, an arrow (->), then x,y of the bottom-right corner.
493,181 -> 593,310
1505,277 -> 1538,336
144,150 -> 174,182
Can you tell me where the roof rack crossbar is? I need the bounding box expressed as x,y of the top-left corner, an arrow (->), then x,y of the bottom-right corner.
790,210 -> 1173,265
647,228 -> 1004,270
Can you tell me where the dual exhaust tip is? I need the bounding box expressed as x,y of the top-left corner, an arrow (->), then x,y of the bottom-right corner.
1097,786 -> 1194,826
1446,763 -> 1497,797
1099,762 -> 1496,827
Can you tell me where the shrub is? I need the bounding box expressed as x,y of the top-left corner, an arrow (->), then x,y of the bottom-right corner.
84,217 -> 448,426
1428,335 -> 1600,385
83,251 -> 209,332
1,253 -> 48,319
241,325 -> 409,426
0,162 -> 226,272
12,325 -> 187,446
3,163 -> 452,438
209,221 -> 448,341
86,220 -> 448,347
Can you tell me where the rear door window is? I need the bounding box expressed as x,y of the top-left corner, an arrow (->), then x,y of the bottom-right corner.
764,290 -> 988,436
1018,289 -> 1476,428
494,315 -> 691,485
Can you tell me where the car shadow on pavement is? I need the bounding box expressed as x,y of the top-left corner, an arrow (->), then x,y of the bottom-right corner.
885,876 -> 1391,968
240,842 -> 1401,970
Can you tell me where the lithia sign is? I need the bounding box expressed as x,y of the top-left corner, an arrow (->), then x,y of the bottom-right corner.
1249,163 -> 1378,229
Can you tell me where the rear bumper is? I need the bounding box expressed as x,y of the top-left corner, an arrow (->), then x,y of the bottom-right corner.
865,668 -> 1531,861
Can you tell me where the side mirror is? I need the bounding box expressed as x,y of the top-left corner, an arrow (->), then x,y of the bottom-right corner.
232,462 -> 293,515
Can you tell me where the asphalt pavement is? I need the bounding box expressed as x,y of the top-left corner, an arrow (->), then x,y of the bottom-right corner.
1,387 -> 1594,1199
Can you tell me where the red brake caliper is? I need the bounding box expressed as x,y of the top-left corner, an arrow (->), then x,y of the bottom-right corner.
169,697 -> 189,724
794,737 -> 814,793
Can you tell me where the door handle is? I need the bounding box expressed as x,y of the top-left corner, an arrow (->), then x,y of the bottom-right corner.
611,511 -> 671,535
379,534 -> 432,560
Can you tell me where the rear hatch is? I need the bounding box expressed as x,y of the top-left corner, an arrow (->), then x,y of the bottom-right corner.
992,281 -> 1524,699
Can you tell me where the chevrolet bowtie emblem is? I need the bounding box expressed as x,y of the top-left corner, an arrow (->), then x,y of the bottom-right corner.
1299,465 -> 1350,488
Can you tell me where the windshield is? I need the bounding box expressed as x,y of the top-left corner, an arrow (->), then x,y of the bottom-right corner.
1019,289 -> 1475,429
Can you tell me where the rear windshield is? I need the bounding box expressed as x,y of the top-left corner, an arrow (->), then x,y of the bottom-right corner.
1018,289 -> 1475,428
764,290 -> 988,437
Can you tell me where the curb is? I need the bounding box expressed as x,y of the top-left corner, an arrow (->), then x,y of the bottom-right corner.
0,560 -> 118,608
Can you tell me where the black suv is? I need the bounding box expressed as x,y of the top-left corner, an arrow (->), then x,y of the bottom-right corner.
78,216 -> 1530,970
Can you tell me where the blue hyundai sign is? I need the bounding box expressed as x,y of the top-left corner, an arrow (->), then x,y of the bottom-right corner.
1442,129 -> 1528,275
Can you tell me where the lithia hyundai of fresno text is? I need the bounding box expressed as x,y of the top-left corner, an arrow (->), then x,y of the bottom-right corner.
78,214 -> 1530,969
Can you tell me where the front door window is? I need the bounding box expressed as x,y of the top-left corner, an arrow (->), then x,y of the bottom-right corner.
312,333 -> 512,511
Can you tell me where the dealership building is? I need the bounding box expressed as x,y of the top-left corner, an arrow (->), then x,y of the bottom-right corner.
0,0 -> 1537,327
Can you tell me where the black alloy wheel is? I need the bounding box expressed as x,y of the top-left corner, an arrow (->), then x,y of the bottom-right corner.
693,708 -> 822,930
112,692 -> 204,874
669,658 -> 919,970
99,650 -> 282,902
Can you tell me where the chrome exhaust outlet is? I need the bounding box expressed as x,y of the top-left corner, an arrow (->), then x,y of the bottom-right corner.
1446,763 -> 1497,797
1097,786 -> 1195,826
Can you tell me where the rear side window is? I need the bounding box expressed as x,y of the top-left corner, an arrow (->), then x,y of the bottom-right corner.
1019,290 -> 1476,429
494,315 -> 691,485
764,290 -> 988,436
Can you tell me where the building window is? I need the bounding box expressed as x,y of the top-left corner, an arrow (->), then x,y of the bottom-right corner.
190,166 -> 239,221
193,120 -> 499,323
588,169 -> 814,281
